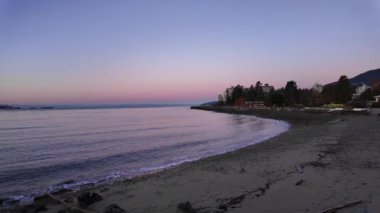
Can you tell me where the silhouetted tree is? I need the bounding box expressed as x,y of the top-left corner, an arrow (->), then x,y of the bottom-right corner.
284,80 -> 299,106
221,76 -> 358,107
335,75 -> 354,104
298,88 -> 313,106
225,88 -> 233,105
372,84 -> 380,96
231,85 -> 244,105
245,85 -> 256,101
269,90 -> 284,107
359,88 -> 374,101
255,81 -> 264,101
321,84 -> 336,104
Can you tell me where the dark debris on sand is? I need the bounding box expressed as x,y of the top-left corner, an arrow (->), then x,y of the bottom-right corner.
216,181 -> 272,212
104,203 -> 126,213
178,201 -> 197,213
77,192 -> 103,208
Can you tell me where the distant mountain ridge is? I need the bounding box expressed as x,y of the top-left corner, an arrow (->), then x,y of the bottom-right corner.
349,68 -> 380,87
200,101 -> 218,106
325,68 -> 380,87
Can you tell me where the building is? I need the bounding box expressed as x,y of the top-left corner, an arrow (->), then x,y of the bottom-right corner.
312,83 -> 323,94
375,95 -> 380,103
262,83 -> 274,94
352,83 -> 370,99
245,101 -> 265,109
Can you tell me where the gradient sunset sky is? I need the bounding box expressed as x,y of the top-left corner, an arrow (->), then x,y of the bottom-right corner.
1,0 -> 380,105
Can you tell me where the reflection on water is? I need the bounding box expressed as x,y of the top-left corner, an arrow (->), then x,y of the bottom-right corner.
0,107 -> 289,202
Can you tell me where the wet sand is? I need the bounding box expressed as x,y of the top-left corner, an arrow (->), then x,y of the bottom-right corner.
3,108 -> 380,213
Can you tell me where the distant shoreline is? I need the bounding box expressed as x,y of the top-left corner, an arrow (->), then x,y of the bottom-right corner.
0,104 -> 192,111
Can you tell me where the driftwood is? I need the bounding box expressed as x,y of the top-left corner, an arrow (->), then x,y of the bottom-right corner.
320,200 -> 363,213
47,193 -> 94,213
295,179 -> 304,186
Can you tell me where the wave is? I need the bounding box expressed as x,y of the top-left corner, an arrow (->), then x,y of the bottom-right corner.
0,108 -> 290,206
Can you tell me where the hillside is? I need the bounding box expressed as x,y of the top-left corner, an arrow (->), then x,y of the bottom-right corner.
350,68 -> 380,87
324,68 -> 380,88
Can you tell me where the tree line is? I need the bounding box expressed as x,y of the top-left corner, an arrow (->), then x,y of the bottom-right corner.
222,75 -> 380,107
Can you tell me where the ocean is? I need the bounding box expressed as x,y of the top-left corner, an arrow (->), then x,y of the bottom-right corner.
0,107 -> 289,203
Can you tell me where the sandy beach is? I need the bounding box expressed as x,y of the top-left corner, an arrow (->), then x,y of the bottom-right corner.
3,108 -> 380,213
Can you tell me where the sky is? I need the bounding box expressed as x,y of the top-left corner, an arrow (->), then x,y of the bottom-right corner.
1,0 -> 380,105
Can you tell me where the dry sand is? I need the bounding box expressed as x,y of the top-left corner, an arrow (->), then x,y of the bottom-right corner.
3,109 -> 380,213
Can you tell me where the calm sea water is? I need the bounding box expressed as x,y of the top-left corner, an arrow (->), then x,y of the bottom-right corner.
0,107 -> 289,203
